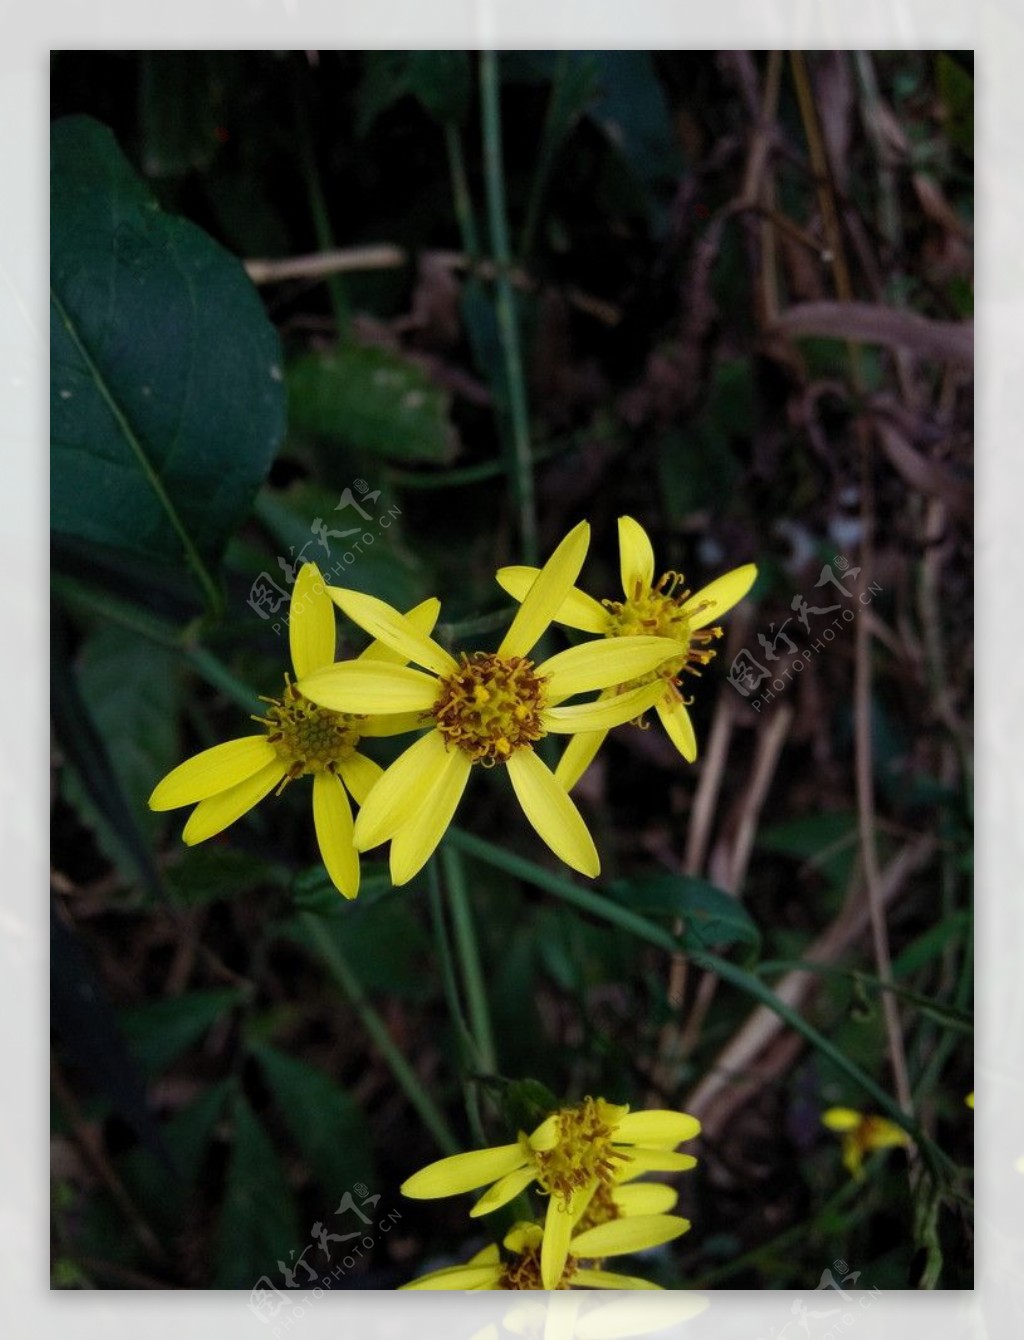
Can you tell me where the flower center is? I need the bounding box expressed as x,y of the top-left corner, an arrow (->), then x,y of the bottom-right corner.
604,571 -> 723,696
432,652 -> 548,765
529,1097 -> 630,1206
254,676 -> 363,787
500,1247 -> 577,1291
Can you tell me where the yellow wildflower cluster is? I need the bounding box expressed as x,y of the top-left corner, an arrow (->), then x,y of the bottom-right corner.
399,1097 -> 701,1290
149,518 -> 755,895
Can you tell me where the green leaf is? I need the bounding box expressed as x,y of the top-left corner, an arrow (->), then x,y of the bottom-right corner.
408,51 -> 471,124
249,1042 -> 376,1197
284,893 -> 433,1000
168,846 -> 289,907
51,608 -> 164,898
50,116 -> 286,612
292,860 -> 394,915
286,344 -> 458,465
215,1092 -> 300,1289
119,988 -> 245,1075
61,625 -> 179,877
252,482 -> 427,611
610,874 -> 762,959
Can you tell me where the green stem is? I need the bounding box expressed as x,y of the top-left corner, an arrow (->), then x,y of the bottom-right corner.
442,844 -> 498,1075
518,52 -> 569,261
427,862 -> 487,1146
53,574 -> 262,712
290,64 -> 349,332
443,121 -> 482,259
301,914 -> 459,1156
480,51 -> 539,567
446,827 -> 957,1181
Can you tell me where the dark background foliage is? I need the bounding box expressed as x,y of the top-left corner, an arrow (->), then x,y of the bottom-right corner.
50,50 -> 973,1290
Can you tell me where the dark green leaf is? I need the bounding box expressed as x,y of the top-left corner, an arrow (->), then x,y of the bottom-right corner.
168,846 -> 289,907
215,1092 -> 300,1289
249,1042 -> 376,1197
610,874 -> 762,959
61,626 -> 179,877
51,606 -> 164,898
408,51 -> 471,124
119,988 -> 245,1075
286,344 -> 458,465
51,116 -> 286,611
284,894 -> 432,1000
292,861 -> 394,915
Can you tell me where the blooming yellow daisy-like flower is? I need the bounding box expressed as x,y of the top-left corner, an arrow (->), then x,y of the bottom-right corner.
400,1097 -> 700,1289
821,1107 -> 911,1179
496,516 -> 757,788
296,522 -> 686,884
148,563 -> 438,899
401,1213 -> 690,1291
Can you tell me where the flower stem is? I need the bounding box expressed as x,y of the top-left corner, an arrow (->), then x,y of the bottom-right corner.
442,844 -> 498,1076
480,50 -> 539,568
300,913 -> 459,1156
427,862 -> 487,1147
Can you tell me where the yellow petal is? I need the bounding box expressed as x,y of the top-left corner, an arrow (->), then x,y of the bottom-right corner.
541,1195 -> 577,1290
684,563 -> 757,629
504,1222 -> 544,1254
330,587 -> 456,676
389,748 -> 473,884
506,748 -> 599,878
288,561 -> 336,678
149,736 -> 279,810
540,636 -> 683,703
181,760 -> 286,845
571,1268 -> 662,1290
543,680 -> 665,733
400,1144 -> 526,1198
498,520 -> 590,659
298,661 -> 439,714
496,565 -> 610,634
821,1107 -> 863,1133
570,1214 -> 690,1259
336,751 -> 384,807
469,1164 -> 537,1217
359,597 -> 442,665
312,770 -> 359,899
358,711 -> 432,738
401,1263 -> 504,1290
616,1149 -> 698,1176
613,1110 -> 701,1145
611,1182 -> 679,1216
353,730 -> 453,850
554,728 -> 608,792
862,1117 -> 911,1151
655,694 -> 697,762
528,1114 -> 561,1151
618,515 -> 655,599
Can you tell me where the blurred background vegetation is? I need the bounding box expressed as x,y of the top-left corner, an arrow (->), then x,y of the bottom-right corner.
50,50 -> 973,1290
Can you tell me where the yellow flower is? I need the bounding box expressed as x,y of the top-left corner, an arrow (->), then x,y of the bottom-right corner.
400,1097 -> 700,1289
148,563 -> 437,899
821,1107 -> 911,1179
401,1213 -> 690,1290
496,515 -> 756,788
965,1091 -> 974,1109
296,521 -> 686,884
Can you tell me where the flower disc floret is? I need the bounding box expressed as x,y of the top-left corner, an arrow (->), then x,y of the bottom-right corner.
432,652 -> 548,764
603,571 -> 722,694
529,1097 -> 631,1204
256,676 -> 363,784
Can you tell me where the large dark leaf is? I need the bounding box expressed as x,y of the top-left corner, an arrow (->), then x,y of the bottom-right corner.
249,1043 -> 376,1199
50,116 -> 286,612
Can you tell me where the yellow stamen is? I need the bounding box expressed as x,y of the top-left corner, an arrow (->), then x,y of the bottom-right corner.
254,674 -> 364,790
602,572 -> 722,698
432,652 -> 548,765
